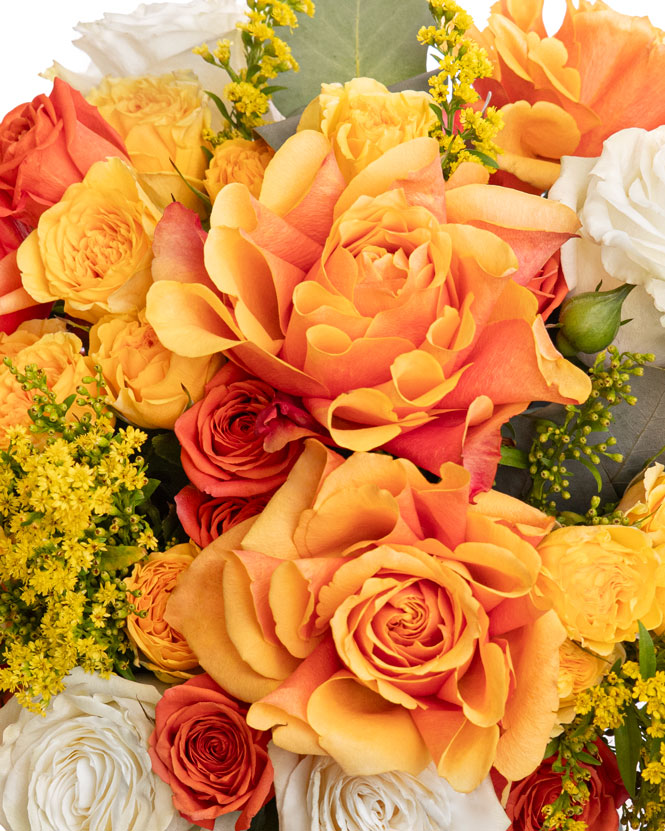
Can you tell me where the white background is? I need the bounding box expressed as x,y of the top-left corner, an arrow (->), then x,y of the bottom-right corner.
1,0 -> 665,117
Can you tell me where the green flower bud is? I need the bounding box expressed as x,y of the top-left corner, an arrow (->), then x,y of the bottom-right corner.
556,284 -> 634,356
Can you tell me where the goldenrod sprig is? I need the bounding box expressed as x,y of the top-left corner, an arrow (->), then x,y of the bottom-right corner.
0,363 -> 159,711
418,0 -> 502,177
526,348 -> 653,516
196,0 -> 315,143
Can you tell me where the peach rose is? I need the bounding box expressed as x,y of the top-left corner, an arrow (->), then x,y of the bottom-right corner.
174,363 -> 303,497
474,0 -> 665,189
125,543 -> 200,682
88,71 -> 211,213
146,131 -> 590,492
166,440 -> 564,793
175,485 -> 271,548
536,525 -> 665,654
298,77 -> 436,181
89,309 -> 222,430
18,157 -> 161,322
0,319 -> 93,445
0,78 -> 128,227
204,138 -> 274,203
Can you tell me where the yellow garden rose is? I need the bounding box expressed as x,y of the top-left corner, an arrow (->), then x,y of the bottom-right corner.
298,77 -> 436,180
89,310 -> 222,430
0,320 -> 93,445
88,71 -> 211,213
537,525 -> 665,654
556,639 -> 622,726
125,543 -> 200,682
18,157 -> 161,322
204,138 -> 274,203
618,463 -> 665,546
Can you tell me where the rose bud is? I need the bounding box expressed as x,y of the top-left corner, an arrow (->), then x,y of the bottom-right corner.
556,283 -> 634,356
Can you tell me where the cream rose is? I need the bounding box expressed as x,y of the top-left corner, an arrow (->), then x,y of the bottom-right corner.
0,669 -> 190,831
47,0 -> 247,95
549,126 -> 665,362
271,746 -> 509,831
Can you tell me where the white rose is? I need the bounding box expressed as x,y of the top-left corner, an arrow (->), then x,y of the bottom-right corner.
46,0 -> 247,96
549,126 -> 665,363
0,668 -> 191,831
271,747 -> 510,831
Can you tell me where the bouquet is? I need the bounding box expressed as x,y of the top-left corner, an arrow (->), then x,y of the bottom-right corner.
2,0 -> 665,829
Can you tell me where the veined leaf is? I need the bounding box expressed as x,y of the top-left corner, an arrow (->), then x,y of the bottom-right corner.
99,545 -> 146,573
272,0 -> 431,116
499,445 -> 528,469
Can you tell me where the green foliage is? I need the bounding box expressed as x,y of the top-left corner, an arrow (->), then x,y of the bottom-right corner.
272,0 -> 430,116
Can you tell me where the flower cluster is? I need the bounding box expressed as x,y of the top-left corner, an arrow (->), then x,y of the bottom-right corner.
0,363 -> 158,710
418,0 -> 503,177
2,1 -> 665,830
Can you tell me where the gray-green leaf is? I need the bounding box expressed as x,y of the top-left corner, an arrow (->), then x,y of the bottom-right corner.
272,0 -> 431,116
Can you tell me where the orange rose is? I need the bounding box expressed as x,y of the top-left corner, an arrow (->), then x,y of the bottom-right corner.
536,525 -> 665,654
204,138 -> 274,203
474,0 -> 665,188
146,131 -> 590,492
556,639 -> 622,725
0,248 -> 51,335
0,320 -> 93,445
0,79 -> 128,228
618,463 -> 665,546
89,309 -> 222,430
125,543 -> 200,682
167,440 -> 564,793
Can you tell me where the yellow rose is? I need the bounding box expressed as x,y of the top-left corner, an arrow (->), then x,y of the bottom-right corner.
0,320 -> 93,445
537,525 -> 665,654
88,71 -> 211,213
204,138 -> 274,203
618,463 -> 665,546
556,639 -> 623,725
18,157 -> 161,322
125,543 -> 200,682
298,77 -> 436,180
89,310 -> 222,430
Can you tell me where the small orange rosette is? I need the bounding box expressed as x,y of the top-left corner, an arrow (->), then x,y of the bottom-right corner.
146,130 -> 590,491
166,440 -> 565,793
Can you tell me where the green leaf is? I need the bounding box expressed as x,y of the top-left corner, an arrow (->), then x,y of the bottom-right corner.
168,159 -> 212,210
272,0 -> 431,116
466,148 -> 500,169
543,738 -> 559,759
152,432 -> 182,467
576,750 -> 602,766
499,445 -> 529,469
99,545 -> 146,573
614,707 -> 641,799
205,89 -> 232,123
638,621 -> 657,680
576,455 -> 603,493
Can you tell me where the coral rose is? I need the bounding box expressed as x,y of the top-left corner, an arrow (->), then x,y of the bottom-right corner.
174,362 -> 303,497
175,485 -> 271,547
536,525 -> 665,654
149,673 -> 274,831
18,157 -> 161,322
146,131 -> 590,491
204,138 -> 275,203
474,0 -> 665,189
125,543 -> 200,682
298,77 -> 436,180
89,309 -> 222,429
0,319 -> 93,445
167,440 -> 565,793
0,78 -> 128,227
88,71 -> 212,213
495,740 -> 628,831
